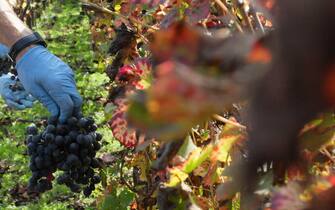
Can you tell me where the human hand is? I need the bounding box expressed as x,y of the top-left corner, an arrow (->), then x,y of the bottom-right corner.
0,43 -> 34,109
16,46 -> 83,123
0,73 -> 35,109
0,43 -> 11,72
0,43 -> 8,57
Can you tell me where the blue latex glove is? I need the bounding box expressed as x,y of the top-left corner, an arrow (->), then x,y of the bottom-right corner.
16,46 -> 83,123
0,73 -> 35,109
0,43 -> 9,57
0,43 -> 35,109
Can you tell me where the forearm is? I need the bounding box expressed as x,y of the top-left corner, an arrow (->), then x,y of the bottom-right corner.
0,0 -> 33,50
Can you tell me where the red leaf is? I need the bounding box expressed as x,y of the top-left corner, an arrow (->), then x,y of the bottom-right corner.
109,98 -> 138,148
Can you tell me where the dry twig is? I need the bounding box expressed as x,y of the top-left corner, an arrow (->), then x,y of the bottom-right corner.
320,148 -> 335,164
213,0 -> 244,33
213,114 -> 247,130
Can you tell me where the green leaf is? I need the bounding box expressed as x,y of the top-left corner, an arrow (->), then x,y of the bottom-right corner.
183,145 -> 213,174
101,188 -> 135,210
165,145 -> 213,187
215,123 -> 245,162
165,168 -> 189,187
299,112 -> 335,151
177,135 -> 197,158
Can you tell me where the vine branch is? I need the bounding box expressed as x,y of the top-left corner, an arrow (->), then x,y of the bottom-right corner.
81,1 -> 159,31
213,0 -> 243,33
213,114 -> 247,130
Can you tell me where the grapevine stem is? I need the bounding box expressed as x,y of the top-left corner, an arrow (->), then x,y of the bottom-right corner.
19,0 -> 31,20
320,148 -> 335,164
213,0 -> 244,33
213,0 -> 229,14
250,0 -> 265,33
234,0 -> 255,33
213,114 -> 247,130
119,152 -> 137,192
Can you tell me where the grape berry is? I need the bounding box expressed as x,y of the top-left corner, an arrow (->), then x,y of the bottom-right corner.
26,116 -> 103,196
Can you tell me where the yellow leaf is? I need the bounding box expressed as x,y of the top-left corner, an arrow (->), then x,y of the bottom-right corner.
130,153 -> 149,182
213,123 -> 245,163
165,168 -> 189,187
114,4 -> 121,12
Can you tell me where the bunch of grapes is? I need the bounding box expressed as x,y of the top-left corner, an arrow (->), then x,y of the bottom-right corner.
26,116 -> 103,196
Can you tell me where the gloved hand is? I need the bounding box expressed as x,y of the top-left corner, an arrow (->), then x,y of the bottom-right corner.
16,45 -> 83,123
0,73 -> 35,109
0,43 -> 35,109
0,43 -> 8,57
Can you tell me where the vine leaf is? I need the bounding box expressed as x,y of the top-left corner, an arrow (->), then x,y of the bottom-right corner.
177,136 -> 198,158
100,188 -> 135,210
185,0 -> 210,24
116,58 -> 152,89
212,122 -> 246,163
299,112 -> 335,152
183,146 -> 213,174
130,0 -> 162,7
204,123 -> 245,186
108,59 -> 152,148
127,61 -> 220,141
106,23 -> 138,80
130,152 -> 149,182
202,164 -> 223,186
165,168 -> 189,187
165,145 -> 213,187
109,98 -> 138,148
160,8 -> 181,29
